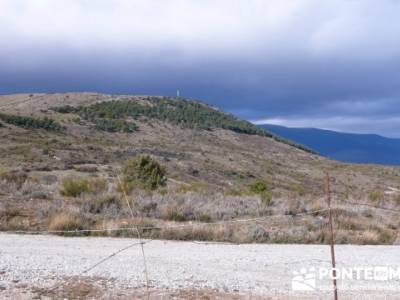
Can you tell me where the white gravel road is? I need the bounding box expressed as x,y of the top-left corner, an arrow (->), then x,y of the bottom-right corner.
1,234 -> 400,299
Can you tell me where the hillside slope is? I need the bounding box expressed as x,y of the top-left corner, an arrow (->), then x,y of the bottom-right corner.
260,124 -> 400,165
0,93 -> 399,244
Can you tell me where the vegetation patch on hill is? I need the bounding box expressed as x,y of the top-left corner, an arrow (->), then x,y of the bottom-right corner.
0,113 -> 63,132
92,118 -> 138,133
52,97 -> 315,153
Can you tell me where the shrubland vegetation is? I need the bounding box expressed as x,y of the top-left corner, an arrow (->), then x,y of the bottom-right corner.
60,177 -> 90,197
0,113 -> 63,131
0,164 -> 398,244
93,118 -> 138,132
121,155 -> 167,191
0,170 -> 28,188
60,177 -> 108,197
52,98 -> 314,153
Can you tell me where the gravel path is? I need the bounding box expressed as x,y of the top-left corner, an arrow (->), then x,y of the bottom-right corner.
1,234 -> 400,299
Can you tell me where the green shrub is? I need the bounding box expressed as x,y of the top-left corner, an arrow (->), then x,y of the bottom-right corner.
249,179 -> 272,205
122,155 -> 167,191
60,177 -> 89,197
52,104 -> 138,133
0,113 -> 63,131
60,177 -> 108,197
249,180 -> 268,194
368,190 -> 384,202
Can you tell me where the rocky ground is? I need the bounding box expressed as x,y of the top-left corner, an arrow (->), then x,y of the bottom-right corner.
0,234 -> 399,299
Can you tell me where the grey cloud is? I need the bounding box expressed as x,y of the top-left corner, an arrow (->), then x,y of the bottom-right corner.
1,0 -> 400,136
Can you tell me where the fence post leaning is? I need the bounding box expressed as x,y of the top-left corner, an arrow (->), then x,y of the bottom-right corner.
325,172 -> 338,300
116,174 -> 150,300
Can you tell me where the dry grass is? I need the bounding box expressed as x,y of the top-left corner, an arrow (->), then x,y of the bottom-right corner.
0,173 -> 398,244
81,194 -> 122,216
48,212 -> 90,235
0,170 -> 27,188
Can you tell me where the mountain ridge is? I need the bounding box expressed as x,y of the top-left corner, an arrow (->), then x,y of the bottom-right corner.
260,124 -> 400,165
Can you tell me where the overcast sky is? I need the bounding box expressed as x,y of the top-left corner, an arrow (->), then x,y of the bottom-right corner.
1,0 -> 400,137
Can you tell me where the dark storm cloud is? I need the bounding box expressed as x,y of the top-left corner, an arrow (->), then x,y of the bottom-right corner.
1,0 -> 400,136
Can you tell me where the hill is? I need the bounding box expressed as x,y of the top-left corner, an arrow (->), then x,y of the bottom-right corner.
260,124 -> 400,165
0,93 -> 399,244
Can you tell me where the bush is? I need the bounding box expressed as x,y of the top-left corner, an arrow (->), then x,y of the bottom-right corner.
60,177 -> 108,197
249,180 -> 268,194
122,156 -> 167,191
368,190 -> 384,202
60,177 -> 89,197
249,179 -> 272,205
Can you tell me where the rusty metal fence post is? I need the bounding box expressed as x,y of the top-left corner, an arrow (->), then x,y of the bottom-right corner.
325,172 -> 338,300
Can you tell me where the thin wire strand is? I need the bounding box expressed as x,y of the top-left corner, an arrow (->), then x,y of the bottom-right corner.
0,208 -> 331,235
338,199 -> 400,214
47,239 -> 152,294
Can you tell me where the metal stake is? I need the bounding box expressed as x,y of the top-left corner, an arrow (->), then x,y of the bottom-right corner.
326,172 -> 338,300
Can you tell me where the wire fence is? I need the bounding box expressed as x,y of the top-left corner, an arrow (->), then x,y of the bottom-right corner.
2,201 -> 399,236
1,208 -> 329,235
2,175 -> 400,299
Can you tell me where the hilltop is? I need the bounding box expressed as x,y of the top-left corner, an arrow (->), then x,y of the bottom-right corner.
0,93 -> 399,244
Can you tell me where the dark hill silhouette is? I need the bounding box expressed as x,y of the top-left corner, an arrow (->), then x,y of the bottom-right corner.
259,124 -> 400,165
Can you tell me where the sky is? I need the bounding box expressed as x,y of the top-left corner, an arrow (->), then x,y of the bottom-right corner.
1,0 -> 400,137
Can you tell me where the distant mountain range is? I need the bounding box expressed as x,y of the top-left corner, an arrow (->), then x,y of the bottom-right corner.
260,124 -> 400,166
